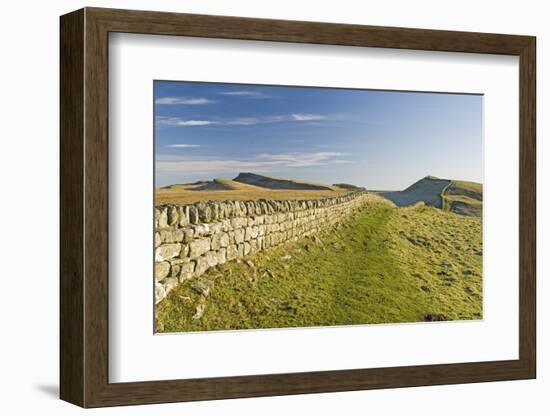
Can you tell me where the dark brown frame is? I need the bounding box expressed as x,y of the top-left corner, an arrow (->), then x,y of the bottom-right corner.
60,7 -> 536,408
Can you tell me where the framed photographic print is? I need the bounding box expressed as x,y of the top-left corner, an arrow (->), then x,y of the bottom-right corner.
60,7 -> 536,408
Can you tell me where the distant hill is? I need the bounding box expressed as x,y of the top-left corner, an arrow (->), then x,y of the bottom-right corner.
333,183 -> 366,191
233,172 -> 334,191
161,178 -> 266,192
381,176 -> 482,216
156,174 -> 349,205
189,178 -> 268,191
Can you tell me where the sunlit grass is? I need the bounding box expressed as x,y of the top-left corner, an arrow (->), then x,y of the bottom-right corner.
156,197 -> 482,333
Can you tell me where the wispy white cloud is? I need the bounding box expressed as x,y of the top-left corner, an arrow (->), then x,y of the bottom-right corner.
155,97 -> 214,105
291,113 -> 326,121
166,144 -> 201,148
156,114 -> 330,127
221,91 -> 260,96
256,152 -> 350,167
175,120 -> 216,126
156,152 -> 353,175
220,90 -> 276,99
156,117 -> 217,126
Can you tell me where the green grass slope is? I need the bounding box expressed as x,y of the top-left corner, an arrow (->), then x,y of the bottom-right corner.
442,180 -> 483,216
156,195 -> 482,332
381,176 -> 482,217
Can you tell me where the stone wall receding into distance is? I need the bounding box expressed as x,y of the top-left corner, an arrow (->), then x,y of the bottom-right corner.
154,191 -> 370,304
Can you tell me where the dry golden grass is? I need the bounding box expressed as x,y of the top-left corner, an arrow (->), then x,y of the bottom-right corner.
156,179 -> 349,205
156,187 -> 349,205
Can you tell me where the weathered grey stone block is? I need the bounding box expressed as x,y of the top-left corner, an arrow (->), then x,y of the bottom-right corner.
226,244 -> 238,260
180,244 -> 189,258
169,257 -> 188,266
192,223 -> 209,237
219,232 -> 230,247
217,248 -> 227,264
155,283 -> 166,304
250,239 -> 259,254
179,261 -> 195,281
257,236 -> 265,250
198,203 -> 212,222
160,229 -> 184,243
194,256 -> 210,276
154,208 -> 160,228
168,205 -> 179,226
208,202 -> 219,220
178,205 -> 189,226
155,261 -> 170,281
188,205 -> 199,224
211,233 -> 228,250
157,207 -> 168,228
155,244 -> 181,262
257,225 -> 265,236
246,201 -> 255,216
164,277 -> 179,294
209,222 -> 222,234
238,201 -> 247,215
244,227 -> 253,241
231,217 -> 246,228
205,251 -> 218,268
189,238 -> 211,259
221,219 -> 231,232
259,201 -> 268,214
183,228 -> 194,243
234,228 -> 245,244
210,234 -> 221,250
250,226 -> 259,239
170,263 -> 181,278
243,241 -> 251,256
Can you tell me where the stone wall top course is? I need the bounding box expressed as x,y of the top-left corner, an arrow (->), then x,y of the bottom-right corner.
155,191 -> 367,225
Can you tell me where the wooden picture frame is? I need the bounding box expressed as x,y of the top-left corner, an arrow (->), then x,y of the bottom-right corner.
60,7 -> 536,408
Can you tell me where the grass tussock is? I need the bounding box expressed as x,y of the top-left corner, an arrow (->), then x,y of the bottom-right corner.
156,196 -> 482,332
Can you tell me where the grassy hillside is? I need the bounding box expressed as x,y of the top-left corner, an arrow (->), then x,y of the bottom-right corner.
333,183 -> 366,191
381,176 -> 450,208
234,172 -> 335,191
380,176 -> 482,217
442,180 -> 483,216
156,195 -> 482,332
156,185 -> 348,205
155,174 -> 350,205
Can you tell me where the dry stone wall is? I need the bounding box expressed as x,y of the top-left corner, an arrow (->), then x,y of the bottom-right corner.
154,191 -> 369,303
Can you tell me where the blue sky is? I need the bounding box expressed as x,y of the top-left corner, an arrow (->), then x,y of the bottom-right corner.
155,81 -> 482,190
